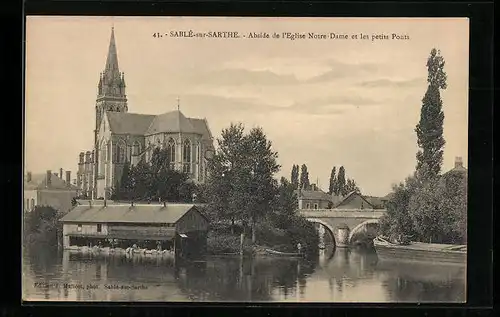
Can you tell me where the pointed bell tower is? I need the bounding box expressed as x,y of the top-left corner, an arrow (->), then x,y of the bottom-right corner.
93,27 -> 128,199
96,27 -> 128,133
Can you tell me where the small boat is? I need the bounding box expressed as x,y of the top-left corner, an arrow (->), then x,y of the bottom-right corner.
373,236 -> 466,264
264,248 -> 304,258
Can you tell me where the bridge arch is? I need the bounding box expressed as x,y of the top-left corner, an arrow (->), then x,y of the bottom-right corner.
348,219 -> 380,245
306,218 -> 337,248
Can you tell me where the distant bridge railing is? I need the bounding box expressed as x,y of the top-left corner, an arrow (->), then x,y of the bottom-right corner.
298,209 -> 387,219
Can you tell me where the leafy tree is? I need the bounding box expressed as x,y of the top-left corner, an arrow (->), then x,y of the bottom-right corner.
345,178 -> 360,194
299,164 -> 310,190
291,165 -> 299,189
205,123 -> 280,242
114,147 -> 195,203
239,127 -> 280,242
378,176 -> 419,243
24,206 -> 62,247
415,48 -> 447,180
115,161 -> 131,200
268,177 -> 319,255
408,170 -> 467,244
271,177 -> 298,228
336,166 -> 346,196
328,166 -> 337,194
206,123 -> 246,226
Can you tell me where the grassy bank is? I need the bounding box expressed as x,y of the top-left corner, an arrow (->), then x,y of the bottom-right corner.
206,218 -> 319,257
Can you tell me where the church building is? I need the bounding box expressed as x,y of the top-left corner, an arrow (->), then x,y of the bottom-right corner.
77,28 -> 215,199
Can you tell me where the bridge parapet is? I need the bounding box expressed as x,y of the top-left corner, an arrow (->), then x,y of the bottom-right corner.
298,209 -> 386,219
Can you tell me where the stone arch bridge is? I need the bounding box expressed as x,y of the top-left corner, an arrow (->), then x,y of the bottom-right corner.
298,209 -> 386,248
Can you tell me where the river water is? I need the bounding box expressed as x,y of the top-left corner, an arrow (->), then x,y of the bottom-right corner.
22,246 -> 466,302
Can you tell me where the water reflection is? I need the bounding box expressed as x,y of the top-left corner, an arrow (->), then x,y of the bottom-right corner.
22,246 -> 465,302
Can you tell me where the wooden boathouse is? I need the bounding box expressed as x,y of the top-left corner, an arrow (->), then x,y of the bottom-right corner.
59,201 -> 209,258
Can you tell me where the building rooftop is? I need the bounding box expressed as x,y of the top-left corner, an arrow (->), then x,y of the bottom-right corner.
105,110 -> 212,139
24,172 -> 78,191
59,203 -> 204,224
295,189 -> 332,201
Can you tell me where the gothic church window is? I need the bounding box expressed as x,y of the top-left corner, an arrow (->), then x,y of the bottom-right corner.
115,141 -> 126,163
183,139 -> 191,174
167,138 -> 176,169
106,143 -> 111,161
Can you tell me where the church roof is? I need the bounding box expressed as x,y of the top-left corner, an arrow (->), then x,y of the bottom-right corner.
106,112 -> 156,135
105,110 -> 212,138
190,118 -> 213,140
146,110 -> 197,135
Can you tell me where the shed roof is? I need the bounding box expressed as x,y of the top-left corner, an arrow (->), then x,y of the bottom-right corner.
60,203 -> 203,224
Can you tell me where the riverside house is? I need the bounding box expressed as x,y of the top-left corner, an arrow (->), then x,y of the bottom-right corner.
59,201 -> 209,257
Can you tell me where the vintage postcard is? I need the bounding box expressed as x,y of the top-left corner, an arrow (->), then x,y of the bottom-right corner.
23,16 -> 468,302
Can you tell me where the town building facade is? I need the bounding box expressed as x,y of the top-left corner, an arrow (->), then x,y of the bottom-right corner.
24,169 -> 79,214
77,28 -> 215,199
295,184 -> 387,211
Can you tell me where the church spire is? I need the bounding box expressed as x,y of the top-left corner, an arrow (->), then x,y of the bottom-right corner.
104,27 -> 119,73
98,27 -> 126,99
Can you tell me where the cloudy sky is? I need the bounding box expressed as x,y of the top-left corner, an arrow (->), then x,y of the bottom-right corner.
25,17 -> 468,196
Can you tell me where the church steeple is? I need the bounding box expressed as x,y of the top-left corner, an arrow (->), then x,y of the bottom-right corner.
105,27 -> 120,74
96,27 -> 128,132
99,27 -> 127,99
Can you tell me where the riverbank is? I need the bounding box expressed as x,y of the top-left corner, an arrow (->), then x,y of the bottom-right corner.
206,221 -> 318,257
374,237 -> 466,264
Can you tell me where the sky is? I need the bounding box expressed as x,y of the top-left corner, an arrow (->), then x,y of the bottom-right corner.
25,17 -> 469,196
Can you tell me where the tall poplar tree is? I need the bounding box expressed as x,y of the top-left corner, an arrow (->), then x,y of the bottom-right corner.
291,165 -> 299,189
337,166 -> 346,196
328,166 -> 337,194
299,164 -> 310,190
415,48 -> 447,180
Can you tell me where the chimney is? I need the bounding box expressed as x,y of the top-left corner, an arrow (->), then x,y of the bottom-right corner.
60,168 -> 63,179
66,171 -> 71,185
455,156 -> 463,168
46,170 -> 52,187
27,172 -> 32,182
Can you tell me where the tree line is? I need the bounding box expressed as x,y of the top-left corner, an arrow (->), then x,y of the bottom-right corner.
112,147 -> 197,203
379,48 -> 466,245
290,164 -> 360,196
